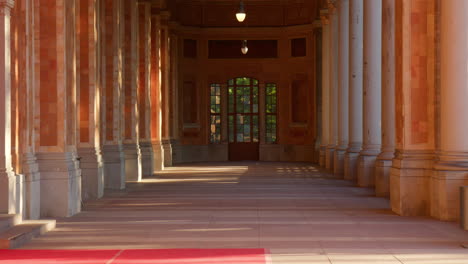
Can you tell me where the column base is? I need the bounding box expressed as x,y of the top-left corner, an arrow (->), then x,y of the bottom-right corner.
102,144 -> 125,190
78,147 -> 104,201
375,152 -> 393,197
171,139 -> 181,165
390,150 -> 433,217
333,147 -> 346,177
123,143 -> 142,182
325,145 -> 336,171
344,151 -> 360,182
319,145 -> 327,167
139,141 -> 154,177
37,152 -> 81,218
313,141 -> 321,164
22,153 -> 41,220
15,174 -> 24,218
0,169 -> 16,214
357,153 -> 378,187
162,139 -> 173,167
432,162 -> 468,221
152,141 -> 164,172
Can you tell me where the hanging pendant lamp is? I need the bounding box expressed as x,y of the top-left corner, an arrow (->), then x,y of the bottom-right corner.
236,1 -> 246,22
241,40 -> 248,55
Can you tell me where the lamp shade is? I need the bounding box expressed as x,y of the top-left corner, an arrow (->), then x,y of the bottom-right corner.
236,12 -> 246,22
236,1 -> 246,22
241,40 -> 248,55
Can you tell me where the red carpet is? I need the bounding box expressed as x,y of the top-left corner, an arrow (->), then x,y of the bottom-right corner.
0,249 -> 268,264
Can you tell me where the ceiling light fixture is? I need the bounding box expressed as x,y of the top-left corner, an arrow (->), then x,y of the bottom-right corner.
241,40 -> 248,55
236,1 -> 246,22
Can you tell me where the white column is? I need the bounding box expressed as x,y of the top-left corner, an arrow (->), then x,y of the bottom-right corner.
326,2 -> 338,171
344,0 -> 363,182
0,0 -> 15,214
433,0 -> 468,220
375,0 -> 395,197
320,10 -> 330,167
334,0 -> 349,177
358,0 -> 382,187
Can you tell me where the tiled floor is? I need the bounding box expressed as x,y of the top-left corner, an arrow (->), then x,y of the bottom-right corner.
23,162 -> 468,263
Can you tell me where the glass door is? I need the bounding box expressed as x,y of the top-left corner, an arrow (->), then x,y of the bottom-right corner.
228,77 -> 260,161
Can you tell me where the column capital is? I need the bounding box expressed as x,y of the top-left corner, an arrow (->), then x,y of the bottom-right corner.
320,9 -> 330,25
0,0 -> 14,15
327,0 -> 337,14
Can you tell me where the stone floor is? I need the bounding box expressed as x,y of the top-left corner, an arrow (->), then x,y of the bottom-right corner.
23,162 -> 468,263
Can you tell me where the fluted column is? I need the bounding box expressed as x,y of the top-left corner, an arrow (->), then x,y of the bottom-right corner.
357,0 -> 382,187
344,0 -> 363,181
150,10 -> 164,172
375,0 -> 395,197
319,10 -> 330,167
137,1 -> 153,177
325,1 -> 338,171
169,30 -> 180,164
334,0 -> 349,177
77,0 -> 104,201
32,0 -> 81,217
160,12 -> 172,167
102,0 -> 126,190
122,0 -> 142,182
433,0 -> 468,221
0,0 -> 16,214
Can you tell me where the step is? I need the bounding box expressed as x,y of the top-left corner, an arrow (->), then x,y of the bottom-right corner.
0,214 -> 21,233
0,219 -> 56,249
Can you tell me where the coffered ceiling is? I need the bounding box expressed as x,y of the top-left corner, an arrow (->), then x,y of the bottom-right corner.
168,0 -> 327,27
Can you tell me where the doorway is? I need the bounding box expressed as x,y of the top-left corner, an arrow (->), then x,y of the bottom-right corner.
228,77 -> 260,161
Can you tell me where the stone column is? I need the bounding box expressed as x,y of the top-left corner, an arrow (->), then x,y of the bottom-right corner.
77,0 -> 104,201
160,12 -> 172,167
391,0 -> 435,217
102,0 -> 125,190
375,0 -> 395,197
169,30 -> 180,164
137,1 -> 153,177
0,0 -> 16,214
32,0 -> 81,217
122,0 -> 142,182
344,0 -> 363,182
334,0 -> 349,177
150,10 -> 164,172
357,0 -> 382,187
325,1 -> 338,171
319,10 -> 330,168
433,0 -> 468,221
21,0 -> 41,219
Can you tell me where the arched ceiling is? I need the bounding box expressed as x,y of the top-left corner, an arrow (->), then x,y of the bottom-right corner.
168,0 -> 327,27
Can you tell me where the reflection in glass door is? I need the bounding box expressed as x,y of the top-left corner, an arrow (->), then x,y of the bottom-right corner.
228,77 -> 260,161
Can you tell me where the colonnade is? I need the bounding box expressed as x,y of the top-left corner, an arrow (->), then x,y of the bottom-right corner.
0,0 -> 179,219
319,0 -> 468,221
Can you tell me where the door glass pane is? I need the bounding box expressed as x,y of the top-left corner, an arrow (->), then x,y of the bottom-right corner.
227,78 -> 261,144
253,115 -> 259,142
243,95 -> 250,113
236,94 -> 243,113
244,115 -> 251,142
253,94 -> 258,113
229,115 -> 234,143
236,114 -> 244,142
